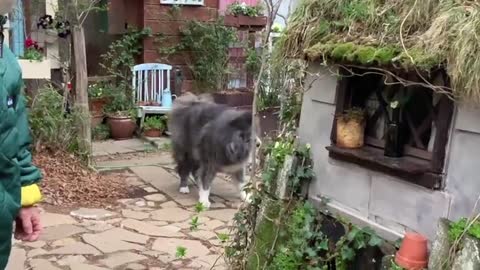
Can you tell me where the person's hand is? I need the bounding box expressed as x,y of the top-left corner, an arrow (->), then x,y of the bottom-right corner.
15,206 -> 42,242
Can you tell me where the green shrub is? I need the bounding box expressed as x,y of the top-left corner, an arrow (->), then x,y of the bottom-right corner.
29,85 -> 83,153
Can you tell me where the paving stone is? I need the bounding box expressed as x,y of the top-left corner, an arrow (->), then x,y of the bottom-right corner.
40,224 -> 87,241
126,263 -> 147,270
144,193 -> 167,202
135,200 -> 147,207
148,220 -> 169,226
105,218 -> 123,224
27,248 -> 47,258
201,219 -> 225,230
121,219 -> 184,237
48,242 -> 101,256
69,263 -> 109,270
100,251 -> 147,268
82,228 -> 148,253
127,177 -> 145,186
51,238 -> 77,247
41,212 -> 77,227
151,207 -> 192,222
122,209 -> 150,220
175,197 -> 199,207
70,208 -> 117,220
197,254 -> 226,268
160,201 -> 180,208
57,255 -> 87,266
21,240 -> 46,248
29,259 -> 62,270
210,202 -> 227,208
86,222 -> 114,232
130,166 -> 180,199
5,248 -> 26,270
175,216 -> 211,230
202,209 -> 237,222
147,201 -> 156,207
152,238 -> 211,258
188,230 -> 218,240
143,186 -> 157,193
117,198 -> 136,205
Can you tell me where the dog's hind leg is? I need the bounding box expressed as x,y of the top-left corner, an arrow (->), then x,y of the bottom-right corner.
197,165 -> 216,209
176,155 -> 193,194
232,167 -> 251,203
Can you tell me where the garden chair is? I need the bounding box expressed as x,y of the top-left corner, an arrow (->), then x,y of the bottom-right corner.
132,63 -> 175,129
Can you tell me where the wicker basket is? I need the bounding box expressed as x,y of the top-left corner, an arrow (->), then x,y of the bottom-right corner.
336,117 -> 365,149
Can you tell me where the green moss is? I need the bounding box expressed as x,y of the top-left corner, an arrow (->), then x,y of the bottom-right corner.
353,46 -> 377,64
246,199 -> 285,269
331,42 -> 356,60
448,218 -> 480,243
374,46 -> 400,65
397,48 -> 441,70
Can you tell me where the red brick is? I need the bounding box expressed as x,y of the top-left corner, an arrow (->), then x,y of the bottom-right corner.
147,21 -> 184,35
204,0 -> 219,8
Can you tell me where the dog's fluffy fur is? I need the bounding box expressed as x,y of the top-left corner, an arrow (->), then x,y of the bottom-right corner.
168,93 -> 254,208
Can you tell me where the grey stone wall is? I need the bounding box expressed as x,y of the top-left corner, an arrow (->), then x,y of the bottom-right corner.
300,63 -> 480,240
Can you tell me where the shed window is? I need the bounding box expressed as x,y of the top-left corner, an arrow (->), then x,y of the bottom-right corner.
327,67 -> 454,189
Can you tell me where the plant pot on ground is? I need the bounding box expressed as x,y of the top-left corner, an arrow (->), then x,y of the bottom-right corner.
143,116 -> 167,137
336,107 -> 366,149
88,82 -> 112,115
104,91 -> 137,140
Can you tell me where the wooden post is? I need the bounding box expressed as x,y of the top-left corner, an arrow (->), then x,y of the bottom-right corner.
72,25 -> 91,156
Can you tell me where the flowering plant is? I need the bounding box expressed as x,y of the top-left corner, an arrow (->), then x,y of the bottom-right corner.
23,38 -> 43,61
228,1 -> 264,17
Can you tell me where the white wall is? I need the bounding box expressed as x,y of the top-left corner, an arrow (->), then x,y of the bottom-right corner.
299,63 -> 480,241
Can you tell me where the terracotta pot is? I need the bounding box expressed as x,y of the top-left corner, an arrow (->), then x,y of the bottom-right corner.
91,113 -> 104,129
395,233 -> 428,270
89,97 -> 109,115
107,116 -> 137,140
336,117 -> 365,148
213,91 -> 254,107
144,129 -> 163,137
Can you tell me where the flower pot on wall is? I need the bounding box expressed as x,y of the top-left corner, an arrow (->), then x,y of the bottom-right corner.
89,97 -> 109,115
17,59 -> 51,79
336,117 -> 365,149
107,115 -> 137,140
224,15 -> 267,29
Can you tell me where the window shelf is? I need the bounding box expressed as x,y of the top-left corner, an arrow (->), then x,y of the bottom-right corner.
160,0 -> 204,6
326,145 -> 442,189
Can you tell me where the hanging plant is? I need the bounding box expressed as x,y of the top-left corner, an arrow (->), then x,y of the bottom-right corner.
37,15 -> 54,29
55,19 -> 71,38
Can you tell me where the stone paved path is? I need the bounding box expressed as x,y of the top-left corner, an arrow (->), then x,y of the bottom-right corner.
7,140 -> 240,270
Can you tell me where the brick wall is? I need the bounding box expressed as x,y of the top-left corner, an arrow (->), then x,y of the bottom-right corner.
142,0 -> 219,94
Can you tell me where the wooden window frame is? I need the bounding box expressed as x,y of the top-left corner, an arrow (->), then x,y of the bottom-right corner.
326,68 -> 454,190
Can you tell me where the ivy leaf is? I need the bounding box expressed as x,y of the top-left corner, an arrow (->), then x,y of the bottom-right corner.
340,246 -> 355,261
347,227 -> 360,241
368,235 -> 384,247
319,239 -> 329,250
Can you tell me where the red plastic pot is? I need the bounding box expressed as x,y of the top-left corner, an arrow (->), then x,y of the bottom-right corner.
395,232 -> 428,270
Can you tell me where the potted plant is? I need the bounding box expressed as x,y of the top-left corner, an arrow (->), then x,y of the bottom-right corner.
143,116 -> 167,137
88,82 -> 112,128
104,91 -> 137,140
224,2 -> 267,29
18,38 -> 51,80
336,107 -> 366,149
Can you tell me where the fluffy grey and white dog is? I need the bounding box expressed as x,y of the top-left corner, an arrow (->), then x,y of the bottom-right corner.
168,93 -> 255,208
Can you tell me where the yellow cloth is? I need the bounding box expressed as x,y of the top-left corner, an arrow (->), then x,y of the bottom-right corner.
21,184 -> 42,207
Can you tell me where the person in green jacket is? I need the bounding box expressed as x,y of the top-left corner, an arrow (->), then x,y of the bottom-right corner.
0,0 -> 44,268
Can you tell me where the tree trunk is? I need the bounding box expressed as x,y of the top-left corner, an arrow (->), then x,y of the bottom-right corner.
72,25 -> 91,157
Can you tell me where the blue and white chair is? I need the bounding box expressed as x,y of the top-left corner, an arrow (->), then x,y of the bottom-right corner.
132,63 -> 176,129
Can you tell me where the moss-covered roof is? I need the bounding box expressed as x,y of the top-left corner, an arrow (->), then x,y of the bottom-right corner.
278,0 -> 480,102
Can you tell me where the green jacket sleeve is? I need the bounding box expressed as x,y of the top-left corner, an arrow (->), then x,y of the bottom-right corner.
16,95 -> 42,187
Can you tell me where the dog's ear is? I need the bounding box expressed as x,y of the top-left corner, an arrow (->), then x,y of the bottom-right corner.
230,111 -> 252,129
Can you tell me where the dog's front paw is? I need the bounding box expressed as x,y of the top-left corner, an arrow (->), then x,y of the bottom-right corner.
241,191 -> 252,204
179,186 -> 190,194
198,199 -> 211,209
